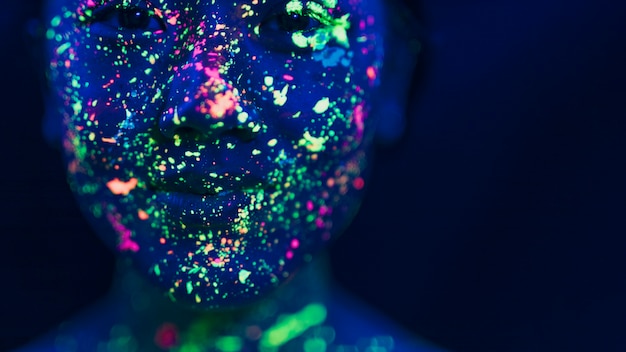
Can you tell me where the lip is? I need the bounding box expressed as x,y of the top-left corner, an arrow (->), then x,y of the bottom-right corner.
153,190 -> 242,227
149,171 -> 272,228
150,170 -> 267,196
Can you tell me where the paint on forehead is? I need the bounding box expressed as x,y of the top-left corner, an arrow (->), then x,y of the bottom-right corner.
45,0 -> 385,308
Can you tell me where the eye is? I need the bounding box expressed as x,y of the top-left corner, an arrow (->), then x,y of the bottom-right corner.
89,5 -> 166,33
257,7 -> 323,52
263,11 -> 321,33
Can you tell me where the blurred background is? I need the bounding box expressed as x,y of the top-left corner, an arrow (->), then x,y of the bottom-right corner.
1,0 -> 625,351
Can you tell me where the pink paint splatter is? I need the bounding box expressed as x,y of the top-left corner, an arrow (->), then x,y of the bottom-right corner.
107,213 -> 140,252
352,104 -> 366,142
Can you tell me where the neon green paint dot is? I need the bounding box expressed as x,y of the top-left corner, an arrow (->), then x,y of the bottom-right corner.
313,98 -> 330,114
286,0 -> 304,13
303,338 -> 327,352
51,16 -> 61,27
56,42 -> 71,55
237,111 -> 249,123
215,336 -> 243,352
186,281 -> 193,294
292,32 -> 309,48
238,269 -> 251,284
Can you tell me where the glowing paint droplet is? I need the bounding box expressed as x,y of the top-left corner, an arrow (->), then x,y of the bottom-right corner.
106,178 -> 138,195
238,269 -> 251,284
138,209 -> 149,220
312,97 -> 330,114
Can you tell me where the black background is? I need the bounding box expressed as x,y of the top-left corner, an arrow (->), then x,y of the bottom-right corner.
1,0 -> 626,351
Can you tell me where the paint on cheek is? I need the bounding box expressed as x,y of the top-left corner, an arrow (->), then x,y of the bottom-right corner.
107,212 -> 140,253
106,178 -> 139,195
352,103 -> 366,143
312,47 -> 353,68
366,65 -> 378,84
298,131 -> 327,152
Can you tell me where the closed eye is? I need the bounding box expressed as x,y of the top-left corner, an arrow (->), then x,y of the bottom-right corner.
87,5 -> 166,34
256,1 -> 336,52
261,10 -> 322,34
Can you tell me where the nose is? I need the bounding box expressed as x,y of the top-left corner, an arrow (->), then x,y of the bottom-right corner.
159,55 -> 251,140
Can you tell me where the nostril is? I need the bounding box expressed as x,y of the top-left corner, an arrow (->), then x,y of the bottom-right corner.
220,127 -> 257,143
172,127 -> 197,136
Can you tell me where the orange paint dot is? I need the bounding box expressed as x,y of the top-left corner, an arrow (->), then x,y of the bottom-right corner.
207,91 -> 238,119
138,209 -> 149,220
367,66 -> 377,81
106,178 -> 138,195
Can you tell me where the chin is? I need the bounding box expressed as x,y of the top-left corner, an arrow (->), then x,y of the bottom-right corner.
72,162 -> 367,309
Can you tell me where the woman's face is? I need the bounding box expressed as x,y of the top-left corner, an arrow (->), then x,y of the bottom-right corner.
44,0 -> 386,308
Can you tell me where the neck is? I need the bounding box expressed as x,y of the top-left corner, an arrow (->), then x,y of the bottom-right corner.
100,253 -> 332,351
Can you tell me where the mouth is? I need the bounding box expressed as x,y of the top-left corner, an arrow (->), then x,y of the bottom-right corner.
146,171 -> 274,226
148,170 -> 268,196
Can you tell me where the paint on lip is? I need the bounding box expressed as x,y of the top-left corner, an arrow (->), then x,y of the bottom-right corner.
153,188 -> 268,228
149,170 -> 268,196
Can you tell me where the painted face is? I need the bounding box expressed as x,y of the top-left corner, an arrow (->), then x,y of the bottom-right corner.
44,0 -> 386,309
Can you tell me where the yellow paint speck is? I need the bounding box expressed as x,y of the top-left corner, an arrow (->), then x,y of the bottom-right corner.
239,269 -> 251,283
312,98 -> 330,114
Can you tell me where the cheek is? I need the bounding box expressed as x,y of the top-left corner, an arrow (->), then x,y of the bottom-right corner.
233,47 -> 379,157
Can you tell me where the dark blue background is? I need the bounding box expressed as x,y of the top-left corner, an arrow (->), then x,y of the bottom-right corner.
1,0 -> 625,351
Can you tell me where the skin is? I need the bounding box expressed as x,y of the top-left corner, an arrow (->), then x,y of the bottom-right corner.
43,0 -> 389,309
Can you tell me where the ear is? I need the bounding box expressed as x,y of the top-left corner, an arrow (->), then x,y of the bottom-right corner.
373,1 -> 421,147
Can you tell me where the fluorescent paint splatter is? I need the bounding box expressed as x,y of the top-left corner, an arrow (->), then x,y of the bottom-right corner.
106,178 -> 139,195
45,0 -> 386,309
107,212 -> 140,253
238,269 -> 252,284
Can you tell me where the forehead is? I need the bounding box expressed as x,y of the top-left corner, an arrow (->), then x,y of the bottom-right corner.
44,0 -> 384,11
